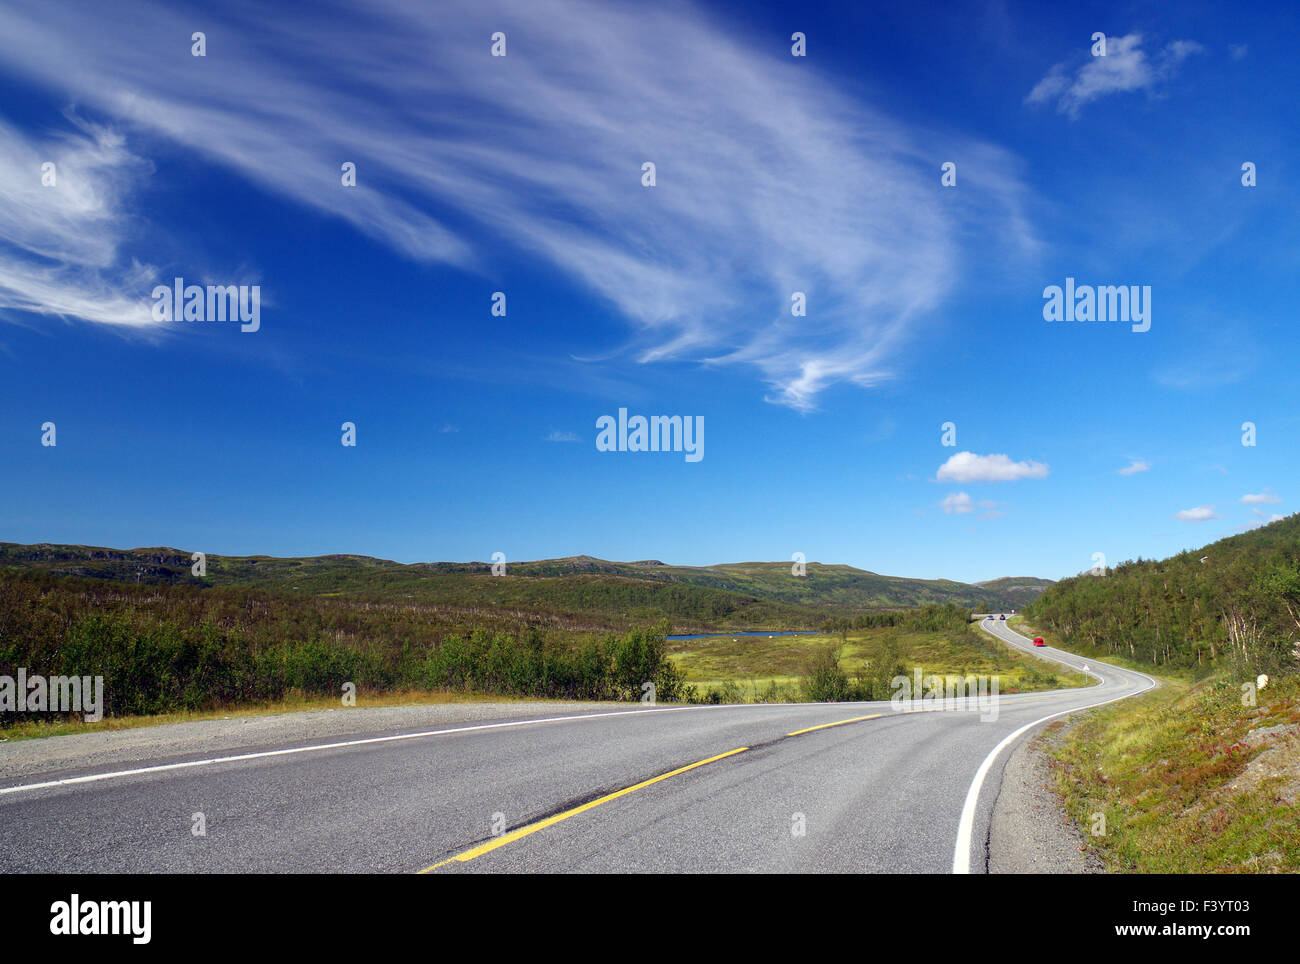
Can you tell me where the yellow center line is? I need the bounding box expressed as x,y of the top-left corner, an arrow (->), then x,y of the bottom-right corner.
418,746 -> 749,873
785,713 -> 883,736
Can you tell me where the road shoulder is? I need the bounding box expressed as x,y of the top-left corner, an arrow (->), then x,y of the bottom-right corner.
988,719 -> 1103,874
0,700 -> 632,784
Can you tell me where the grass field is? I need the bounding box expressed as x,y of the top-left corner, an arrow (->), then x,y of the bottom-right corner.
667,624 -> 1091,701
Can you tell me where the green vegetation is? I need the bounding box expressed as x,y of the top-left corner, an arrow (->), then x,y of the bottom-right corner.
1045,672 -> 1300,873
0,568 -> 1079,729
670,605 -> 1090,703
0,569 -> 686,724
0,542 -> 1051,630
1003,511 -> 1300,873
1025,513 -> 1300,678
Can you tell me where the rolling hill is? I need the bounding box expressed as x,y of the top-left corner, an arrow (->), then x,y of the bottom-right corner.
0,542 -> 1051,629
1025,512 -> 1300,675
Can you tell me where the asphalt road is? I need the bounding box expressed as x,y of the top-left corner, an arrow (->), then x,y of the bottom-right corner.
0,618 -> 1155,873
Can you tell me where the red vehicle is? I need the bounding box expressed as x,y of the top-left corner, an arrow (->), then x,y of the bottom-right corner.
1032,637 -> 1045,647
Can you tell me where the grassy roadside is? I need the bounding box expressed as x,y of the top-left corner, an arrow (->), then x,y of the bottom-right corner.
1013,619 -> 1300,872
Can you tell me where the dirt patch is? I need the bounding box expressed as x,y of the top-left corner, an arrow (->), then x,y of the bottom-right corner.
1220,722 -> 1300,806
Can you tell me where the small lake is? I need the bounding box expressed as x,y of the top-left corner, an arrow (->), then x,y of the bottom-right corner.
666,630 -> 821,641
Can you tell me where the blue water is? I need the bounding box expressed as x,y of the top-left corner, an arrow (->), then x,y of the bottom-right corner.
666,630 -> 820,641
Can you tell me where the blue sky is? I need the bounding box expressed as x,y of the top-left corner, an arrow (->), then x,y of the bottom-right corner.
1,0 -> 1296,583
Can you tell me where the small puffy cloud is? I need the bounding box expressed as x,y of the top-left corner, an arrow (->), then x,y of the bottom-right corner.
1241,492 -> 1281,505
1229,43 -> 1248,61
546,430 -> 580,443
1117,460 -> 1150,475
936,451 -> 1048,483
1026,34 -> 1205,118
1175,505 -> 1218,522
941,492 -> 974,514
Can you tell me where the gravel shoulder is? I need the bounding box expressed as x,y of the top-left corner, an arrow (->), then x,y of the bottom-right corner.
988,720 -> 1103,874
0,701 -> 627,784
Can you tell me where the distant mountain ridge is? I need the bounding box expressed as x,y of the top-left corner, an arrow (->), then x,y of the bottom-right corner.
0,542 -> 1051,621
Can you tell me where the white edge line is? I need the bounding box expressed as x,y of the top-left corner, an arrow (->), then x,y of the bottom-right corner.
0,706 -> 703,796
952,621 -> 1157,873
0,697 -> 925,797
0,688 -> 1059,799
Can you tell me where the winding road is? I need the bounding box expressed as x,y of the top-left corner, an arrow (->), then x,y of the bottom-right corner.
0,618 -> 1156,873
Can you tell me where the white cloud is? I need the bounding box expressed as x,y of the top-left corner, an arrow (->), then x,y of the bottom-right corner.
1175,505 -> 1218,521
1117,459 -> 1150,475
1026,34 -> 1205,118
936,451 -> 1049,483
0,0 -> 1037,408
1241,492 -> 1281,505
940,492 -> 974,514
0,116 -> 157,328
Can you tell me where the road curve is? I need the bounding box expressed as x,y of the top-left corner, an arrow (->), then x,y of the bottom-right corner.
0,618 -> 1155,873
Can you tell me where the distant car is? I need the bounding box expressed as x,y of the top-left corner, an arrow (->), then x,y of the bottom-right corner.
999,614 -> 1006,620
1033,637 -> 1045,647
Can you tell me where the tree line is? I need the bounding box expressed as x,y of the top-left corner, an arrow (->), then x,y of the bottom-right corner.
1025,514 -> 1300,677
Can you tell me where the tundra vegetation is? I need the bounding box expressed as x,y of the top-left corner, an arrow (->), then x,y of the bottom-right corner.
1020,514 -> 1300,873
0,564 -> 1066,732
1025,513 -> 1300,680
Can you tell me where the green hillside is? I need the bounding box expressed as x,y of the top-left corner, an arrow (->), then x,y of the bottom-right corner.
0,543 -> 1051,625
1025,513 -> 1300,676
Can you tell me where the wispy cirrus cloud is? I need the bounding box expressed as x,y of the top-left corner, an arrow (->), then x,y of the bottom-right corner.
1117,459 -> 1150,475
0,116 -> 156,329
0,0 -> 1037,409
936,451 -> 1048,483
1026,33 -> 1204,118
